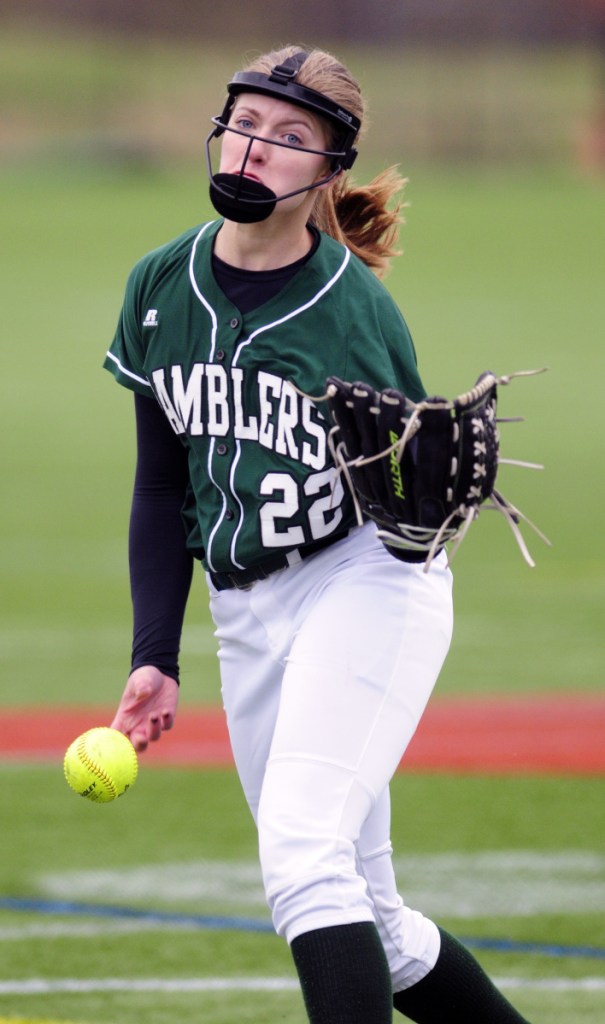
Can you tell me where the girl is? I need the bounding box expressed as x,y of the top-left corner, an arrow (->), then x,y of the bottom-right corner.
105,44 -> 534,1024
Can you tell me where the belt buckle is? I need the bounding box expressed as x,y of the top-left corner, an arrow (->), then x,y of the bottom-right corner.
230,568 -> 259,591
233,578 -> 255,591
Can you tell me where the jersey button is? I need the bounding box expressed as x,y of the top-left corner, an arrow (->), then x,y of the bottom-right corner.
229,317 -> 239,329
225,509 -> 235,521
216,443 -> 228,456
216,349 -> 226,361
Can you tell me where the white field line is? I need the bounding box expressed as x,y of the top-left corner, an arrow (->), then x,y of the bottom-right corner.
0,919 -> 204,941
0,978 -> 297,994
39,850 -> 605,919
0,976 -> 604,995
496,978 -> 605,992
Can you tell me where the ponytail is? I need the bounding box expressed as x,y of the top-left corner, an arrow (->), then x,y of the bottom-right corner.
311,167 -> 406,278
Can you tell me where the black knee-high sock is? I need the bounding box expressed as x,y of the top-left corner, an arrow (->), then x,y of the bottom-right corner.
291,922 -> 393,1023
393,928 -> 532,1023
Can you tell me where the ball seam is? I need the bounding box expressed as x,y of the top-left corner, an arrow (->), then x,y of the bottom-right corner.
76,734 -> 119,799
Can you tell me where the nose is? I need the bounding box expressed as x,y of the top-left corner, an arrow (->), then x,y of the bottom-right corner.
246,135 -> 269,163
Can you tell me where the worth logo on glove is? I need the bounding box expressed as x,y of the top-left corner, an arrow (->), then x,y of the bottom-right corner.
388,429 -> 406,500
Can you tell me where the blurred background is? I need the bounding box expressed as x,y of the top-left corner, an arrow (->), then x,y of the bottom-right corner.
3,0 -> 605,168
1,1 -> 604,706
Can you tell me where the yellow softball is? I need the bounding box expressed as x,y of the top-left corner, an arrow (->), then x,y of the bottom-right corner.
63,726 -> 138,803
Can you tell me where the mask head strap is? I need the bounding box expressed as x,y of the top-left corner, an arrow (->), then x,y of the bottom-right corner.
268,50 -> 309,84
214,51 -> 360,165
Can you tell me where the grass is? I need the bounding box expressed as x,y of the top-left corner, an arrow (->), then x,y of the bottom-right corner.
0,769 -> 604,1022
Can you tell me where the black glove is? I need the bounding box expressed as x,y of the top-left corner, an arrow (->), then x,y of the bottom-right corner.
326,370 -> 549,569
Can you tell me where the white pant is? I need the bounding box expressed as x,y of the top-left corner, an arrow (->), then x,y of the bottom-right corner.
208,522 -> 453,990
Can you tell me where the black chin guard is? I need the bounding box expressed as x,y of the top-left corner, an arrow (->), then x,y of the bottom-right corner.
209,173 -> 276,224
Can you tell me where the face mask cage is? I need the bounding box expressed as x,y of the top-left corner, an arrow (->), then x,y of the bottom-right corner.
204,116 -> 357,218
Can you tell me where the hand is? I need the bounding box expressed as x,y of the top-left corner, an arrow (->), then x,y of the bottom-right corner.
111,666 -> 179,753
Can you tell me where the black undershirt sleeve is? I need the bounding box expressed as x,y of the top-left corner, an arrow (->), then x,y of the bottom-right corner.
127,233 -> 320,681
129,392 -> 194,683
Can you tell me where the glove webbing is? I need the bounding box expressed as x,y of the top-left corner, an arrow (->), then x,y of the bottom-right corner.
327,369 -> 550,571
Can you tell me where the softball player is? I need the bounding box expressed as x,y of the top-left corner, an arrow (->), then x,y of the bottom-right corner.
106,46 -> 534,1024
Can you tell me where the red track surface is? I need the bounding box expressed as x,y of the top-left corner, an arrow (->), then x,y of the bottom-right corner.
1,694 -> 603,774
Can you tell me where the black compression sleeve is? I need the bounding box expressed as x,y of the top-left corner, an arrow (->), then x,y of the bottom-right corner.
393,928 -> 532,1023
129,393 -> 194,683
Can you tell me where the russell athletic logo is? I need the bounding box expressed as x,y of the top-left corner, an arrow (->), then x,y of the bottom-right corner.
143,309 -> 159,327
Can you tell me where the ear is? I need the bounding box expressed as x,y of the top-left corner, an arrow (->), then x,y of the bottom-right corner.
314,167 -> 343,190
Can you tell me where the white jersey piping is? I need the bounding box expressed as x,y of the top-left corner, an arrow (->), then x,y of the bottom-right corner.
188,226 -> 351,571
105,350 -> 151,388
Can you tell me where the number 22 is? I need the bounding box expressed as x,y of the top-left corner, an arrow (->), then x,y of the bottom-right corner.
259,468 -> 345,548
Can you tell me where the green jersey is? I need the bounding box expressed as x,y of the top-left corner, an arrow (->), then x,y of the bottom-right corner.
104,219 -> 425,573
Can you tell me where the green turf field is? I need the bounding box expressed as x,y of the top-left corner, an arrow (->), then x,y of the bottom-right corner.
0,770 -> 604,1022
1,25 -> 604,1024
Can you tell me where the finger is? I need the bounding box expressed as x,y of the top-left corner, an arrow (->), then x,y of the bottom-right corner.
160,710 -> 175,731
110,711 -> 127,732
129,726 -> 150,753
147,715 -> 163,743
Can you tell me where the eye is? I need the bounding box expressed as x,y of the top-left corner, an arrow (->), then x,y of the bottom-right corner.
284,131 -> 303,146
235,116 -> 254,132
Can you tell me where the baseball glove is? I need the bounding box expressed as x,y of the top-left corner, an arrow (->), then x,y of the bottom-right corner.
325,370 -> 549,570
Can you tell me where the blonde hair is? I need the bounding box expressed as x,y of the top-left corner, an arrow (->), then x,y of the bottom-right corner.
241,45 -> 405,277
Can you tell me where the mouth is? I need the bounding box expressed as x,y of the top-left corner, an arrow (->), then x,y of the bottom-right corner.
237,171 -> 261,182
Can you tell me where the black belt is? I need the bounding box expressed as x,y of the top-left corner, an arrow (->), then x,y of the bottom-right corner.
209,529 -> 427,592
209,531 -> 351,591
